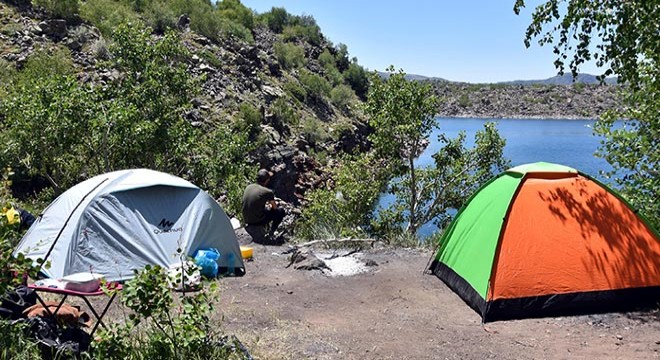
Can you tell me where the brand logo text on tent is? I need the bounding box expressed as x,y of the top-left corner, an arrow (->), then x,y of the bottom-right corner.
154,218 -> 183,234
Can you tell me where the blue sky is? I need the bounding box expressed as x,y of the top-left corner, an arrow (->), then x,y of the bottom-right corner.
241,1 -> 603,83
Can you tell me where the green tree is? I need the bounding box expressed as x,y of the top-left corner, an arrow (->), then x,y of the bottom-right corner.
217,0 -> 255,30
260,6 -> 289,33
1,50 -> 95,190
344,60 -> 369,100
515,0 -> 659,228
365,67 -> 439,235
366,67 -> 508,238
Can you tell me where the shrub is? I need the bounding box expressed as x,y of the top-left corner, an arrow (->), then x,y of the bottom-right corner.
300,117 -> 328,146
282,24 -> 321,46
33,0 -> 79,21
273,41 -> 305,69
199,49 -> 222,68
284,80 -> 307,103
330,84 -> 355,111
80,0 -> 142,37
187,124 -> 257,216
217,0 -> 255,30
343,62 -> 369,100
458,93 -> 471,108
90,38 -> 110,60
325,67 -> 344,87
169,0 -> 225,42
296,154 -> 387,239
91,264 -> 241,359
260,7 -> 289,33
300,69 -> 331,101
217,17 -> 254,43
236,102 -> 262,138
271,97 -> 298,125
142,1 -> 178,34
318,49 -> 335,70
334,43 -> 350,72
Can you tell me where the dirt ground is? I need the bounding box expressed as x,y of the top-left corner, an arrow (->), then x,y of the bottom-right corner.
216,244 -> 660,360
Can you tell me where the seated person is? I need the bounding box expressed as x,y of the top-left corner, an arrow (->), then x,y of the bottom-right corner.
241,169 -> 285,241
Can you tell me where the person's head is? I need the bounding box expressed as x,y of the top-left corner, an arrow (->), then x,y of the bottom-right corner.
256,169 -> 272,185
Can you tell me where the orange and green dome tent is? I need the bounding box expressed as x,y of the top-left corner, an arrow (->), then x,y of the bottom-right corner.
429,162 -> 660,322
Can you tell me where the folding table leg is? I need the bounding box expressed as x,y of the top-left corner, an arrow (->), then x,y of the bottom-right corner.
85,292 -> 118,337
33,292 -> 68,320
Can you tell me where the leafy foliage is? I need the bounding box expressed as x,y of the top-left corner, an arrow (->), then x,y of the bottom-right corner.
330,84 -> 355,112
92,264 -> 243,359
516,0 -> 659,228
299,69 -> 331,101
297,154 -> 387,239
1,49 -> 93,190
366,67 -> 508,239
216,0 -> 255,30
595,66 -> 659,229
33,0 -> 80,21
343,61 -> 369,100
259,6 -> 289,33
365,66 -> 440,235
1,23 -> 255,211
514,0 -> 658,87
273,41 -> 305,69
282,24 -> 322,46
80,0 -> 142,37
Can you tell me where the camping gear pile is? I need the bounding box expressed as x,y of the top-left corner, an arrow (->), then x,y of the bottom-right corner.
429,162 -> 660,322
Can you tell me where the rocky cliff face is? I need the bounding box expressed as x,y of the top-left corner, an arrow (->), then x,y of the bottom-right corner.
0,1 -> 371,208
433,82 -> 622,119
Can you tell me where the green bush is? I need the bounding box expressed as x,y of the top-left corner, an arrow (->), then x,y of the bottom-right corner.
142,1 -> 178,34
92,264 -> 243,359
330,84 -> 355,111
300,69 -> 331,101
34,0 -> 79,21
334,43 -> 350,72
236,102 -> 262,138
217,17 -> 254,43
259,7 -> 289,33
284,80 -> 307,103
458,93 -> 471,108
80,0 -> 142,37
300,117 -> 328,146
199,49 -> 223,68
282,24 -> 321,46
343,62 -> 369,100
296,154 -> 386,239
271,97 -> 298,125
273,41 -> 305,69
217,0 -> 255,30
168,0 -> 224,42
318,49 -> 335,70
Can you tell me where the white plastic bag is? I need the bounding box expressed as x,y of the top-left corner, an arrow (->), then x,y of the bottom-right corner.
167,261 -> 201,291
61,272 -> 104,292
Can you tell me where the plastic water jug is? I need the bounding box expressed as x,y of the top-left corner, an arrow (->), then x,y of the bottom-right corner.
226,253 -> 235,276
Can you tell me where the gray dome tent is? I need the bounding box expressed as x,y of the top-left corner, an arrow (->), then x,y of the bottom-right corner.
14,169 -> 245,281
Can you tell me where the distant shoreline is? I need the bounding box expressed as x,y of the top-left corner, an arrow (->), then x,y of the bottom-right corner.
438,114 -> 599,121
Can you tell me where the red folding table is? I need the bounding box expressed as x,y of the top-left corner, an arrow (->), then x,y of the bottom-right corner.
28,283 -> 122,336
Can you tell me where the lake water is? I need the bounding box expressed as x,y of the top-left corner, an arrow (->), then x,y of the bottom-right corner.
378,117 -> 620,237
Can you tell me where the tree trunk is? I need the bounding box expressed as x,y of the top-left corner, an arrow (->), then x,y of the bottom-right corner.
407,153 -> 418,235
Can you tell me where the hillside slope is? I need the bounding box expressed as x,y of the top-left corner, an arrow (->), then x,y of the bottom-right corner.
0,1 -> 623,224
